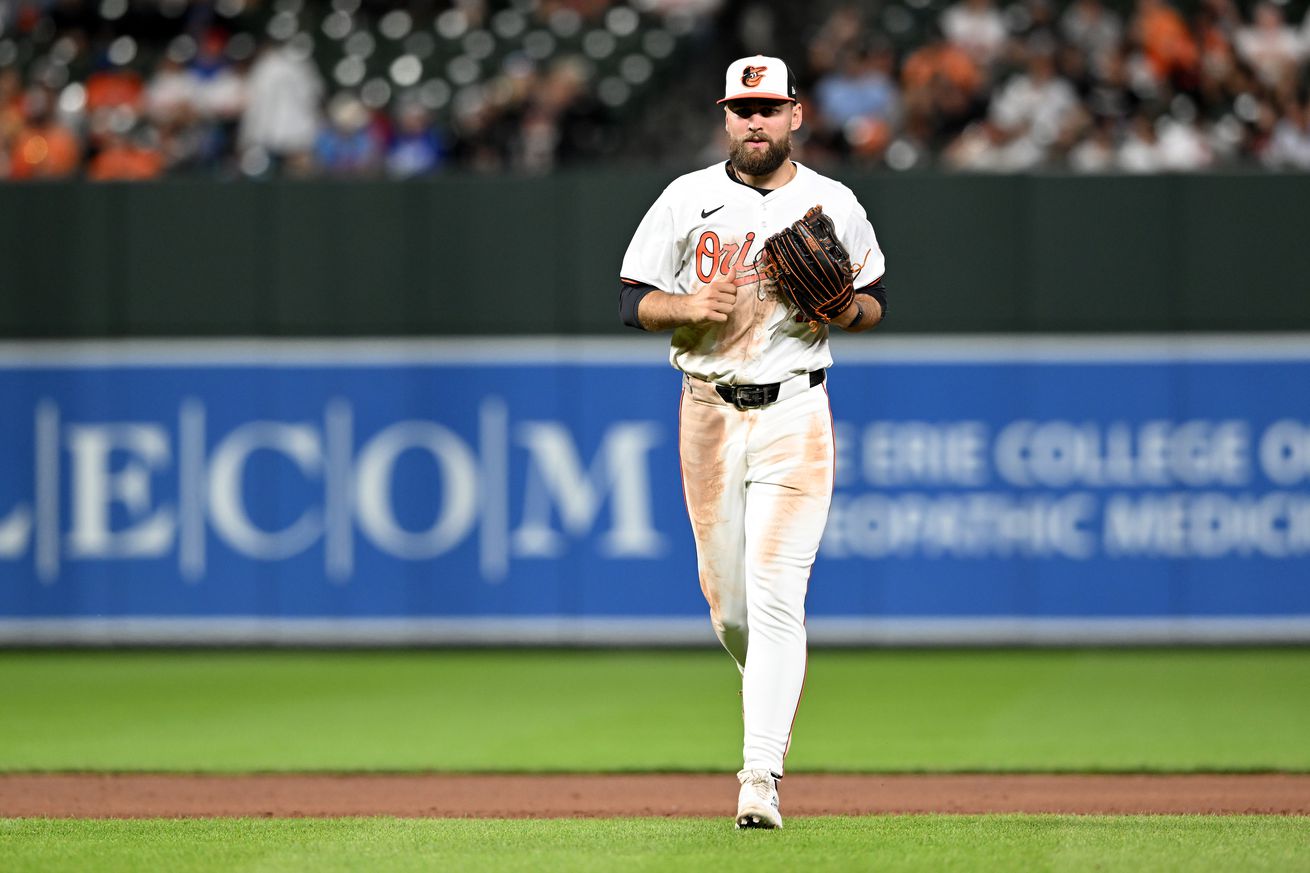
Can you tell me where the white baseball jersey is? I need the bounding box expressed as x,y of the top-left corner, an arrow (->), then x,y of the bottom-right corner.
620,160 -> 885,385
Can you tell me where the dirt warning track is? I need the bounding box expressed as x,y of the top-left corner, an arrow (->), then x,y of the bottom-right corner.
3,773 -> 1309,818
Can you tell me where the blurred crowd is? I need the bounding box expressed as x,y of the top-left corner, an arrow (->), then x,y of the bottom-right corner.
3,0 -> 1310,178
0,0 -> 709,180
801,0 -> 1310,171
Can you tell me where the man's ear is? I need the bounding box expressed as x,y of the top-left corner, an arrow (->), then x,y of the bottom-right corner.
791,102 -> 803,131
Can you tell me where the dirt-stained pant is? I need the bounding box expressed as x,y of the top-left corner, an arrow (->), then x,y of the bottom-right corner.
679,374 -> 834,776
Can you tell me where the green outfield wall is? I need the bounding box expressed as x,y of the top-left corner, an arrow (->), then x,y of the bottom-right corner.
3,173 -> 1306,337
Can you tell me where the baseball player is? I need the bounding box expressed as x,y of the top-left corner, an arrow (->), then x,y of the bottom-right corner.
618,55 -> 888,829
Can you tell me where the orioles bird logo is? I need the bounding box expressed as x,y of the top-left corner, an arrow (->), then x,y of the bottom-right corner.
741,65 -> 767,87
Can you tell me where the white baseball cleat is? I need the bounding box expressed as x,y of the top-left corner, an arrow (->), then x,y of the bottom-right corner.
735,769 -> 783,829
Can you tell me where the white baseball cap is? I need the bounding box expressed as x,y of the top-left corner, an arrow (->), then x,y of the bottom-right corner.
717,55 -> 797,104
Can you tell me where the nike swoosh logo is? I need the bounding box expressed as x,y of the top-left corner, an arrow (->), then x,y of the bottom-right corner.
701,205 -> 724,218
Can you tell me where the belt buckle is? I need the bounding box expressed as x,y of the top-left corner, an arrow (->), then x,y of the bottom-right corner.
732,385 -> 769,410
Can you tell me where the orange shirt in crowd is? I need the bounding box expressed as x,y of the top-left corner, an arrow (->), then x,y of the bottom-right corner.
85,70 -> 145,113
9,125 -> 80,178
902,43 -> 984,95
1137,2 -> 1199,80
87,144 -> 163,181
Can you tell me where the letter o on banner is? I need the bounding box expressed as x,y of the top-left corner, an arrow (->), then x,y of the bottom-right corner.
355,422 -> 479,558
1260,420 -> 1310,486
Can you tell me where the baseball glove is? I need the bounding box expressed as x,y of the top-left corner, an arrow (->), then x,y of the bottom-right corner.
758,204 -> 854,328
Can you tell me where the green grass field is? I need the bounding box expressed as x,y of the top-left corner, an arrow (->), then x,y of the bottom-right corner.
4,816 -> 1309,873
3,648 -> 1308,872
1,648 -> 1307,771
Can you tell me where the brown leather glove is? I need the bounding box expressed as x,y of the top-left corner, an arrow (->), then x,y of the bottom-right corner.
758,204 -> 854,329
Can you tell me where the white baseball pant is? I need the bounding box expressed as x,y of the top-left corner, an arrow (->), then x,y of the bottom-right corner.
678,372 -> 834,775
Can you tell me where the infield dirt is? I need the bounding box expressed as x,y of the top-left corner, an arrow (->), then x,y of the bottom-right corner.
3,774 -> 1308,818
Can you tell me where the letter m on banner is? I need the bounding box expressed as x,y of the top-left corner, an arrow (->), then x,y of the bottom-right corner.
512,422 -> 665,558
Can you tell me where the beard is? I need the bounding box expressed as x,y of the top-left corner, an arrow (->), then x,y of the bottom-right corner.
728,132 -> 791,177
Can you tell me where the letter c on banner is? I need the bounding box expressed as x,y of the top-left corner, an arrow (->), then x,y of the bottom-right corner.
208,423 -> 324,560
354,421 -> 478,558
994,420 -> 1036,487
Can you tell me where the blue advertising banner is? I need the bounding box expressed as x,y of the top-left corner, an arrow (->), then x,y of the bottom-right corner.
0,337 -> 1307,645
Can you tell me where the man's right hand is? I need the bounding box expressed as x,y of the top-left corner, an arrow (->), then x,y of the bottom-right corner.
681,266 -> 738,324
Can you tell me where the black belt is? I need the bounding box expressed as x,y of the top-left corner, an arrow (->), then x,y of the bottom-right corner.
715,369 -> 825,410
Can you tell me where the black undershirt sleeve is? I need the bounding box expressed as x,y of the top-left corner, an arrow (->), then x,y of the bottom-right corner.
859,279 -> 888,318
619,281 -> 657,330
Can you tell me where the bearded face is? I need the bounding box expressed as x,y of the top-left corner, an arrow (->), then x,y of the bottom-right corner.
724,99 -> 798,178
728,129 -> 792,177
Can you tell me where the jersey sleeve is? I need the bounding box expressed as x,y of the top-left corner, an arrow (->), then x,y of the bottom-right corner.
620,186 -> 683,293
842,199 -> 886,290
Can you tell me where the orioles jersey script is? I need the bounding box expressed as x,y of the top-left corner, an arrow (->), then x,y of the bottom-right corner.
620,160 -> 885,384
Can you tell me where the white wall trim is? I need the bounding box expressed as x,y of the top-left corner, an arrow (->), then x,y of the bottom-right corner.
2,616 -> 1307,647
1,334 -> 1310,368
